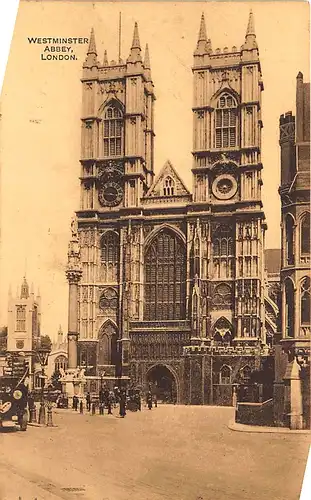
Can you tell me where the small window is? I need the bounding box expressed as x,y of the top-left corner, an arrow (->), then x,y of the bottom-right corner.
16,306 -> 26,332
163,176 -> 175,196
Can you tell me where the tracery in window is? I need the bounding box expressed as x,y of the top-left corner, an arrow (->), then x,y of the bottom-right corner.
301,277 -> 310,325
213,317 -> 232,343
144,230 -> 186,320
16,306 -> 26,332
163,176 -> 175,196
103,105 -> 123,157
100,232 -> 119,282
219,365 -> 231,384
214,93 -> 238,149
300,213 -> 310,256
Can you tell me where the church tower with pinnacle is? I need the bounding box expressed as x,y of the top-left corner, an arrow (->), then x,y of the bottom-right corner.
191,11 -> 266,343
66,12 -> 273,404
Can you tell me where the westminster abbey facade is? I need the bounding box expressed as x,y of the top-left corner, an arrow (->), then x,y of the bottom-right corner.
67,12 -> 275,404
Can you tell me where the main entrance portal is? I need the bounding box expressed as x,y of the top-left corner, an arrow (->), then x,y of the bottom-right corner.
147,365 -> 177,403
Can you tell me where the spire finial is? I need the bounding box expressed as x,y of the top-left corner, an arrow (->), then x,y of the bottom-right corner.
246,9 -> 255,37
20,276 -> 29,299
88,27 -> 97,55
132,22 -> 141,50
144,43 -> 150,69
198,12 -> 207,42
127,22 -> 142,63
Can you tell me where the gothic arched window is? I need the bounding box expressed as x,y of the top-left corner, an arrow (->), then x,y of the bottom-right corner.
285,215 -> 294,265
103,105 -> 123,157
100,231 -> 119,282
54,355 -> 68,372
98,322 -> 118,365
163,176 -> 175,196
284,279 -> 294,337
213,317 -> 233,343
144,230 -> 186,320
301,277 -> 310,325
220,365 -> 231,384
215,93 -> 238,149
300,213 -> 310,256
240,365 -> 251,381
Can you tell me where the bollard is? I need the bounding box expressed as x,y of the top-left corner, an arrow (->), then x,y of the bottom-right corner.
99,403 -> 104,415
46,401 -> 54,427
79,400 -> 83,414
91,402 -> 96,415
29,406 -> 37,423
38,401 -> 46,425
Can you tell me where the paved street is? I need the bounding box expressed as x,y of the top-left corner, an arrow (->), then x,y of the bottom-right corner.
0,405 -> 309,500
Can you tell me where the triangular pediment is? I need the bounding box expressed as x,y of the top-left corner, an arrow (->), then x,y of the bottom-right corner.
145,160 -> 191,199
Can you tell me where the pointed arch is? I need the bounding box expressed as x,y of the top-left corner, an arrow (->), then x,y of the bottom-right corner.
213,316 -> 233,342
213,91 -> 239,149
284,277 -> 295,337
100,231 -> 119,282
210,86 -> 240,107
300,276 -> 310,326
300,212 -> 310,257
144,228 -> 186,320
285,213 -> 295,265
219,365 -> 232,384
98,319 -> 118,365
99,98 -> 124,157
144,223 -> 186,251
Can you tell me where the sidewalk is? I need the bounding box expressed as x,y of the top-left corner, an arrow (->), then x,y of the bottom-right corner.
228,420 -> 311,435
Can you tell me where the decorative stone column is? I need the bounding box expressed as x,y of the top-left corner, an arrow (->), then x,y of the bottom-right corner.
66,271 -> 82,369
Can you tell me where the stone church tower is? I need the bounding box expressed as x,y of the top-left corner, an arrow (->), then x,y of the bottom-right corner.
67,12 -> 272,403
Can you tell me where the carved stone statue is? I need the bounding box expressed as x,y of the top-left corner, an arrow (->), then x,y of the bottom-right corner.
71,216 -> 78,238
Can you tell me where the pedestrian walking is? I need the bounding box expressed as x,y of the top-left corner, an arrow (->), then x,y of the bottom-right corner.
119,389 -> 126,418
86,392 -> 91,412
147,391 -> 153,410
154,393 -> 158,408
108,391 -> 113,415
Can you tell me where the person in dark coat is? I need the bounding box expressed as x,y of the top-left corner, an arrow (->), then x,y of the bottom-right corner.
119,389 -> 127,418
108,391 -> 113,415
147,391 -> 153,410
72,395 -> 77,410
86,392 -> 91,412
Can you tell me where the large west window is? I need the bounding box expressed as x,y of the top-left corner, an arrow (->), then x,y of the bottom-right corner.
103,105 -> 123,157
215,93 -> 238,149
144,230 -> 186,320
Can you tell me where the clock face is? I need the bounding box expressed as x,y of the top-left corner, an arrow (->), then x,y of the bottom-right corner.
98,182 -> 123,207
212,174 -> 237,200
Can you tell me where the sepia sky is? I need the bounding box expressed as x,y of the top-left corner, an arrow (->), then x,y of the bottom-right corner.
0,1 -> 309,339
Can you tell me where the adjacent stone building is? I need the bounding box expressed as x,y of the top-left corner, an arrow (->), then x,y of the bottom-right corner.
66,12 -> 274,404
275,72 -> 310,429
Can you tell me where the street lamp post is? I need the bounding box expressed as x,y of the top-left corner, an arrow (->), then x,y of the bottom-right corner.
36,346 -> 51,425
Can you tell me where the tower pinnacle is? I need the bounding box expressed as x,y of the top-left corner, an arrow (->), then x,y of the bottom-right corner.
243,9 -> 258,49
194,12 -> 212,57
127,22 -> 142,63
88,27 -> 97,55
198,12 -> 207,42
83,28 -> 98,68
20,276 -> 29,299
144,44 -> 152,82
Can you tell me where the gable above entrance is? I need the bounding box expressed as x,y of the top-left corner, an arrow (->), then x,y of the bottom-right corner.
144,160 -> 191,201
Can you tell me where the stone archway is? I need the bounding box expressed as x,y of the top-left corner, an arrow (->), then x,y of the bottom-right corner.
146,364 -> 178,404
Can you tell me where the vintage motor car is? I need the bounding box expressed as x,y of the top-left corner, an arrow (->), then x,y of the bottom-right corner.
0,376 -> 29,431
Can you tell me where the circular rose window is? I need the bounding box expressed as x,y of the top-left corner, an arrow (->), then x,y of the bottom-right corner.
212,174 -> 237,200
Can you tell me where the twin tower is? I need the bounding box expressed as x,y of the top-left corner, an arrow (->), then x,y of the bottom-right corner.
66,11 -> 267,397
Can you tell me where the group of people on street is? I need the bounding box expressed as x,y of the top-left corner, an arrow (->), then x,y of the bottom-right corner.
70,385 -> 158,417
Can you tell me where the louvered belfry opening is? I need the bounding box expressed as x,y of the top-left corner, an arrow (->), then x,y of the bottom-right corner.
144,230 -> 186,320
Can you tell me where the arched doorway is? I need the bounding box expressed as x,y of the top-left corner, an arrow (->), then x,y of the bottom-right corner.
147,365 -> 178,403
